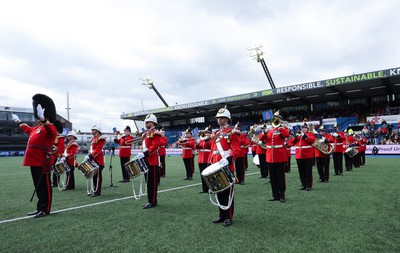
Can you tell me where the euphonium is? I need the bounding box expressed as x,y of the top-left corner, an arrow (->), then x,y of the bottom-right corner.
312,138 -> 334,155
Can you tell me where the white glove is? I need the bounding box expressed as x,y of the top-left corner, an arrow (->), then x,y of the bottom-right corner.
136,152 -> 145,159
318,138 -> 325,144
219,158 -> 229,167
258,141 -> 263,145
84,155 -> 90,161
332,133 -> 338,137
59,157 -> 66,163
36,104 -> 45,120
11,114 -> 20,123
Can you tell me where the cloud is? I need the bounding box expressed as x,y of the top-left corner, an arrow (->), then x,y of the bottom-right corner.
0,0 -> 399,132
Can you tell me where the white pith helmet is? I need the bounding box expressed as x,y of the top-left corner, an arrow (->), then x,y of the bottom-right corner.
67,130 -> 77,139
215,107 -> 231,122
91,124 -> 102,133
144,114 -> 158,125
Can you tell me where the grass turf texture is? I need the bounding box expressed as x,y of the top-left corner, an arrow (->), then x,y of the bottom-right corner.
0,155 -> 399,253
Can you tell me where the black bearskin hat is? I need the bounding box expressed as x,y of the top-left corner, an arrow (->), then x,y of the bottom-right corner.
32,94 -> 57,123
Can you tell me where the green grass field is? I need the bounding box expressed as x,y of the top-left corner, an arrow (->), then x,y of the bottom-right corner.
0,155 -> 399,253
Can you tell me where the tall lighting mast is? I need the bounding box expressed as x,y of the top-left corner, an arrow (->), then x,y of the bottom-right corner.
247,45 -> 276,89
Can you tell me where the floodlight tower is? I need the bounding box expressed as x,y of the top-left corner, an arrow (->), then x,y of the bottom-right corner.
247,45 -> 276,89
140,77 -> 169,107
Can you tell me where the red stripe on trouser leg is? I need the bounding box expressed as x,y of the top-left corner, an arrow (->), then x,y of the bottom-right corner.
45,173 -> 52,213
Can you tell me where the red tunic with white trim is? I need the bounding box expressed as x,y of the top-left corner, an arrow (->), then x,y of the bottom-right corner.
208,127 -> 241,172
343,135 -> 355,154
20,122 -> 58,167
331,132 -> 345,153
142,129 -> 161,166
196,138 -> 211,164
178,137 -> 196,159
65,141 -> 80,167
292,132 -> 316,159
114,135 -> 134,157
260,127 -> 290,163
89,136 -> 105,165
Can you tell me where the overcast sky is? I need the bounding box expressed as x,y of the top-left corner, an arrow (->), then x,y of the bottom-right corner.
1,0 -> 399,132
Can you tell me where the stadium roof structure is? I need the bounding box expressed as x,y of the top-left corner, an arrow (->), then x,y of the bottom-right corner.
121,67 -> 400,123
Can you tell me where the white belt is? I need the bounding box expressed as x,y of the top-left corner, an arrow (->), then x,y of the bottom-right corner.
183,148 -> 192,150
213,149 -> 231,156
160,146 -> 166,148
266,145 -> 283,149
199,149 -> 210,152
120,146 -> 131,148
332,143 -> 343,146
296,146 -> 312,149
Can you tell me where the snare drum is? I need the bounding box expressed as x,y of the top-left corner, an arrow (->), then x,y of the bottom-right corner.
53,159 -> 70,175
78,160 -> 99,179
124,156 -> 149,178
345,147 -> 358,158
201,163 -> 235,193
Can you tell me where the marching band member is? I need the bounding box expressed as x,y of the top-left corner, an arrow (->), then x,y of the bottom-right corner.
114,126 -> 134,183
86,124 -> 106,197
138,114 -> 161,209
208,107 -> 241,227
52,133 -> 65,187
343,130 -> 354,172
359,135 -> 367,166
256,124 -> 268,179
12,94 -> 61,218
285,134 -> 295,173
315,126 -> 333,183
331,124 -> 345,176
259,111 -> 290,202
159,128 -> 168,180
62,130 -> 80,190
291,122 -> 316,191
177,128 -> 196,180
233,122 -> 248,185
352,134 -> 361,168
196,126 -> 212,193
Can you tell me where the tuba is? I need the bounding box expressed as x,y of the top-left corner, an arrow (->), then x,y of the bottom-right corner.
312,138 -> 334,155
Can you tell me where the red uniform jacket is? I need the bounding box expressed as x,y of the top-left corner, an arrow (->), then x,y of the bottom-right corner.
209,127 -> 241,172
331,132 -> 345,153
291,132 -> 316,159
114,135 -> 134,157
142,129 -> 161,166
65,140 -> 80,167
251,141 -> 257,152
260,127 -> 290,163
256,132 -> 267,155
285,137 -> 294,158
360,137 -> 367,152
239,133 -> 251,158
89,136 -> 105,165
196,138 -> 211,164
20,122 -> 58,167
159,136 -> 168,156
51,135 -> 65,166
314,133 -> 334,158
178,137 -> 196,159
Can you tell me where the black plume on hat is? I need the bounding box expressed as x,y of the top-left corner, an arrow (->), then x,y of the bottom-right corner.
54,120 -> 63,134
32,94 -> 57,123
